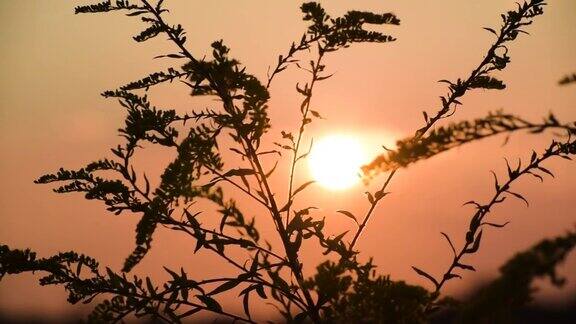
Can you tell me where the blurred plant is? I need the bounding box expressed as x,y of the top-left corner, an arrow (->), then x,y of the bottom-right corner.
1,0 -> 575,323
559,73 -> 576,86
450,229 -> 576,324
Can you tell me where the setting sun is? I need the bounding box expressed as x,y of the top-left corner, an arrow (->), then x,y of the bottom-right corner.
308,135 -> 369,190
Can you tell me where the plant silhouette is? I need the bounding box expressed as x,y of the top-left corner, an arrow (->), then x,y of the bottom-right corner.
1,0 -> 575,323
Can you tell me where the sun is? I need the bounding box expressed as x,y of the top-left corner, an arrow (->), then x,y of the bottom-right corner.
308,134 -> 369,190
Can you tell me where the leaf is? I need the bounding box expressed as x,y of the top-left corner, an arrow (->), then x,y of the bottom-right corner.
530,150 -> 538,163
143,173 -> 150,195
559,73 -> 576,85
293,181 -> 315,196
278,200 -> 292,213
374,190 -> 389,200
243,288 -> 251,320
490,170 -> 500,192
465,230 -> 483,254
316,73 -> 334,81
126,10 -> 148,16
255,190 -> 268,204
469,76 -> 506,90
146,277 -> 156,295
250,251 -> 260,273
507,190 -> 529,206
196,295 -> 222,312
75,259 -> 83,276
184,210 -> 201,228
366,192 -> 375,204
229,147 -> 246,157
294,311 -> 309,323
333,231 -> 349,243
181,284 -> 189,301
292,232 -> 303,251
527,170 -> 544,182
310,110 -> 323,119
483,27 -> 497,35
255,284 -> 267,299
210,278 -> 242,295
133,24 -> 163,42
265,161 -> 279,179
441,232 -> 456,257
412,266 -> 439,287
269,272 -> 290,291
455,263 -> 476,272
444,273 -> 462,280
481,221 -> 510,228
537,166 -> 554,178
223,168 -> 256,177
463,200 -> 481,209
337,210 -> 359,225
219,213 -> 230,233
163,266 -> 179,281
154,53 -> 186,59
194,233 -> 206,253
240,175 -> 250,190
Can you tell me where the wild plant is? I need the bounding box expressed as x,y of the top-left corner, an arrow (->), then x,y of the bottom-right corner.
1,0 -> 575,323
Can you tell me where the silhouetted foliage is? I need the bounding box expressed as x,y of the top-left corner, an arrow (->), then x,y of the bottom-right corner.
1,0 -> 575,323
363,111 -> 576,177
304,260 -> 433,324
432,230 -> 576,324
559,73 -> 576,86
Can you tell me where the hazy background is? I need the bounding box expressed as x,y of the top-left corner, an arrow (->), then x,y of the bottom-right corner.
1,0 -> 575,321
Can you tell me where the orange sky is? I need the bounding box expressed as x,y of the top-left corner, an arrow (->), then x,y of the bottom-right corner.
1,0 -> 575,321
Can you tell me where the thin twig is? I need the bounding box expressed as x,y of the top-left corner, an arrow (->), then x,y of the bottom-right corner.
349,169 -> 397,251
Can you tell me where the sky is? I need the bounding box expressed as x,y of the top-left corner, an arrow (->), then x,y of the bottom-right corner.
1,0 -> 575,321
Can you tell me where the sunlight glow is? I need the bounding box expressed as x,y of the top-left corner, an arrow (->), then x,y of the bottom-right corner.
308,135 -> 369,190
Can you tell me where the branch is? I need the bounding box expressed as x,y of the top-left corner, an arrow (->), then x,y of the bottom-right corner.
414,0 -> 546,139
0,245 -> 256,323
286,44 -> 327,226
415,137 -> 576,300
352,0 -> 547,253
363,111 -> 575,177
348,169 -> 396,252
266,33 -> 322,88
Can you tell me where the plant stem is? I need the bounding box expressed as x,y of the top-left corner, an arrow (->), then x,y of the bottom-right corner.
349,169 -> 396,251
428,138 -> 575,308
243,136 -> 322,323
286,45 -> 325,227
